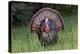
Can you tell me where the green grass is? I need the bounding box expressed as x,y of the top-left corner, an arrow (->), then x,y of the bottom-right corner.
11,13 -> 78,53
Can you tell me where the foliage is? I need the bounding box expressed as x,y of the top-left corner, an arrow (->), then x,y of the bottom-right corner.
10,1 -> 77,26
11,2 -> 34,26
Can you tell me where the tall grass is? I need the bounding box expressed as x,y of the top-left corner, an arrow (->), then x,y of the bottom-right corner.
11,13 -> 78,53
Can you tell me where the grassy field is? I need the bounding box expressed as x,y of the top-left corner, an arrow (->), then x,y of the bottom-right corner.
11,12 -> 78,53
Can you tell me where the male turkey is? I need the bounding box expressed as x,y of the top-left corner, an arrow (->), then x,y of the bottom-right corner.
31,8 -> 64,46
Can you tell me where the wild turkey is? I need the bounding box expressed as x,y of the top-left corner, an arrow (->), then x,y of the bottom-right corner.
31,8 -> 64,46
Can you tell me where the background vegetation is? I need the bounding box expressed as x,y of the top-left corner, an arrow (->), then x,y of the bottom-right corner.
10,1 -> 78,53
